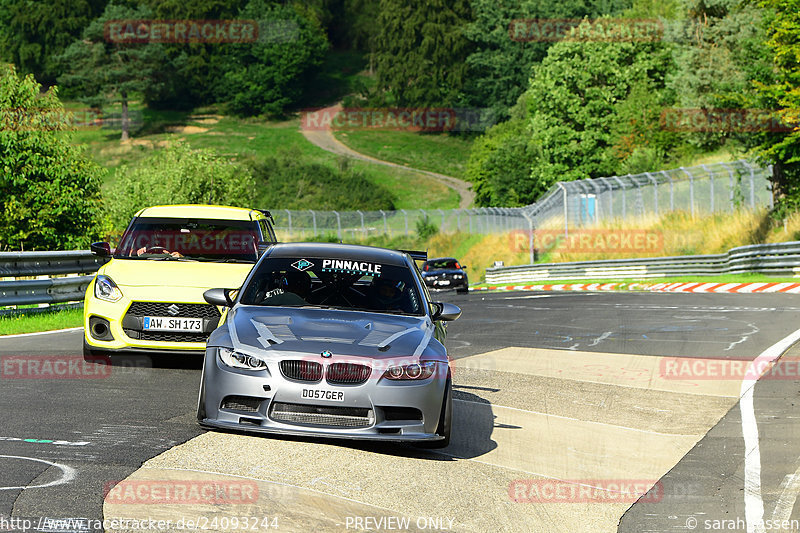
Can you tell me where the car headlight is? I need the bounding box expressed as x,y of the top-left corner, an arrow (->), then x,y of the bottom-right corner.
382,361 -> 437,380
453,275 -> 463,279
94,275 -> 123,302
217,347 -> 267,371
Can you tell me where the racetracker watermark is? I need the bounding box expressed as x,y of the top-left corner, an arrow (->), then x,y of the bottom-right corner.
1,108 -> 143,131
659,357 -> 800,380
509,18 -> 663,42
105,20 -> 256,43
1,356 -> 110,379
300,107 -> 497,132
509,479 -> 663,503
660,108 -> 795,133
509,229 -> 665,255
103,480 -> 258,505
118,229 -> 259,257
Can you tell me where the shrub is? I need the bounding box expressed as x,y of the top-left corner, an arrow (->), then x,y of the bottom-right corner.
0,64 -> 105,250
245,153 -> 395,211
106,143 -> 256,230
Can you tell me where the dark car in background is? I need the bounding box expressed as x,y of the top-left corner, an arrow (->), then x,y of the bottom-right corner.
421,257 -> 469,293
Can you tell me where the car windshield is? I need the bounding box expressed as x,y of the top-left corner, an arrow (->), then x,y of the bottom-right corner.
425,259 -> 460,270
240,256 -> 424,315
114,217 -> 260,262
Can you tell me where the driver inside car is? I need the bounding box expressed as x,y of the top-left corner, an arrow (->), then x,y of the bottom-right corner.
371,277 -> 410,312
258,270 -> 312,306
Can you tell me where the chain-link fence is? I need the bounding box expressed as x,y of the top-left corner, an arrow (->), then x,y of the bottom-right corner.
270,160 -> 772,241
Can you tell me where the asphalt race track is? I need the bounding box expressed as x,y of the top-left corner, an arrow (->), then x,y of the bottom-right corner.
3,291 -> 800,532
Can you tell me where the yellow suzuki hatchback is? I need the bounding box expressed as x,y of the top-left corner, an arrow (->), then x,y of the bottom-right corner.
83,204 -> 277,357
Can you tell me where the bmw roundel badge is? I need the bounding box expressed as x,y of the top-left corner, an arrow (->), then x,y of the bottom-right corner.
321,350 -> 333,358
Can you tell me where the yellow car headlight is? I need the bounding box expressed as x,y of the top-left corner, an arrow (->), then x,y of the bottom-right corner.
94,275 -> 123,302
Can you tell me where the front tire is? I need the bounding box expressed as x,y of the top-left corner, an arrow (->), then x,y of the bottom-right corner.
82,339 -> 107,361
417,372 -> 452,448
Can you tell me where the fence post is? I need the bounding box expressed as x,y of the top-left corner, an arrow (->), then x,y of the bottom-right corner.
522,211 -> 535,264
645,172 -> 658,215
629,174 -> 645,217
284,209 -> 292,235
357,210 -> 365,235
660,170 -> 674,211
379,210 -> 388,235
681,167 -> 694,217
456,210 -> 461,232
308,210 -> 317,236
598,177 -> 613,218
742,160 -> 756,209
401,210 -> 408,235
334,211 -> 342,241
720,162 -> 735,211
437,208 -> 445,231
557,183 -> 568,237
768,164 -> 774,208
702,164 -> 714,213
611,176 -> 626,219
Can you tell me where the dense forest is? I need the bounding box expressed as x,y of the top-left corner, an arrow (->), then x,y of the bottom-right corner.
1,0 -> 799,248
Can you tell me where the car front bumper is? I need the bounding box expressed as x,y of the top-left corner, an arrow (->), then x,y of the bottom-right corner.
198,347 -> 448,442
83,280 -> 220,353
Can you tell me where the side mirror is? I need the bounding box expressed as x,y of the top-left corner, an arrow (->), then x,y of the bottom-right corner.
90,242 -> 111,257
460,265 -> 468,270
431,302 -> 461,322
204,288 -> 234,307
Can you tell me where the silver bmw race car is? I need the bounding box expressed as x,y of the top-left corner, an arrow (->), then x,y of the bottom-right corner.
197,242 -> 461,447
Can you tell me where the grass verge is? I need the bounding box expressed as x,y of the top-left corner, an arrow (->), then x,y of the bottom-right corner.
0,307 -> 84,336
333,129 -> 473,179
69,104 -> 459,209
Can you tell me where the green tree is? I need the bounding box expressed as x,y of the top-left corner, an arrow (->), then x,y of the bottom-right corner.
372,0 -> 472,106
0,0 -> 108,85
0,64 -> 104,250
57,3 -> 167,140
525,20 -> 674,188
753,0 -> 800,215
666,0 -> 772,149
214,0 -> 329,116
139,0 -> 248,109
467,96 -> 540,206
463,0 -> 626,120
107,143 -> 256,230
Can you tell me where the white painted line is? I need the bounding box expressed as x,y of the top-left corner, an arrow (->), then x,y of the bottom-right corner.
741,326 -> 800,533
0,327 -> 83,339
770,466 -> 800,527
0,455 -> 76,490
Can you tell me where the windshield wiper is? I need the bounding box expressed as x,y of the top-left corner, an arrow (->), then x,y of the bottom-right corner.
209,258 -> 256,263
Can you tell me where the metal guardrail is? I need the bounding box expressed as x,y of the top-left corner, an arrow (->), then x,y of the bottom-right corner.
0,251 -> 106,309
485,242 -> 800,284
